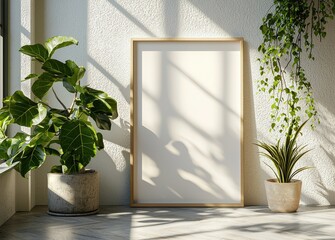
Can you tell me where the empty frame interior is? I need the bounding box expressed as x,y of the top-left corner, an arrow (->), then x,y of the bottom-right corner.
131,39 -> 243,206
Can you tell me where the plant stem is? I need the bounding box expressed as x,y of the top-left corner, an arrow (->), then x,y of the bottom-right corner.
69,92 -> 77,114
52,88 -> 68,111
39,101 -> 52,109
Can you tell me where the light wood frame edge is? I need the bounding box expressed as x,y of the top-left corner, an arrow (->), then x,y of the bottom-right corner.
130,38 -> 244,207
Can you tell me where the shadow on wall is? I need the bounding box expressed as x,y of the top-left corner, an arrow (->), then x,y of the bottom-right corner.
299,19 -> 335,204
242,42 -> 268,205
31,0 -> 268,209
87,55 -> 131,104
181,0 -> 267,205
107,0 -> 156,37
102,0 -> 260,204
188,0 -> 335,205
138,127 -> 230,203
305,110 -> 335,204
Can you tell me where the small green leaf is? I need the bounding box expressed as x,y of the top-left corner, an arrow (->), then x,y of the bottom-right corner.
63,79 -> 76,93
22,73 -> 38,82
45,36 -> 78,58
45,147 -> 61,156
50,112 -> 69,129
50,165 -> 62,173
65,60 -> 86,86
96,132 -> 104,150
260,25 -> 268,34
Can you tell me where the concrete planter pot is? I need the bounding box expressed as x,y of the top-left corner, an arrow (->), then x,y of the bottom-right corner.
47,170 -> 99,216
265,179 -> 302,213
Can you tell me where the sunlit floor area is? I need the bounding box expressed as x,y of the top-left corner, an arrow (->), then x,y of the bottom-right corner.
0,206 -> 335,240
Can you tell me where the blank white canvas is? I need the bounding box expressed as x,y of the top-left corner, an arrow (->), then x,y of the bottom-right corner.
134,40 -> 242,204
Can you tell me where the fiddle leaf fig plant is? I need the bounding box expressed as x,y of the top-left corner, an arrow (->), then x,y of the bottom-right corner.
0,36 -> 118,176
258,0 -> 335,133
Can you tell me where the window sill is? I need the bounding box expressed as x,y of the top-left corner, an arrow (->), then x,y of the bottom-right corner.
0,162 -> 18,175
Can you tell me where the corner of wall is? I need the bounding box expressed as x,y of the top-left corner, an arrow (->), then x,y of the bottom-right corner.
8,0 -> 36,212
0,170 -> 16,226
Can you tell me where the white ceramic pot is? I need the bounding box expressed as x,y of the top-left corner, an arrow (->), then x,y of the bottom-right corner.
265,179 -> 302,213
47,170 -> 99,216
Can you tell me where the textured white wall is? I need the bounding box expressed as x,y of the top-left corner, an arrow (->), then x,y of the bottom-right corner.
0,170 -> 16,226
8,0 -> 36,211
9,0 -> 335,206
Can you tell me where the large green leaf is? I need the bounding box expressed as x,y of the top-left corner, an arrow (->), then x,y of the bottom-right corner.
51,112 -> 68,127
29,130 -> 55,147
59,119 -> 97,169
3,132 -> 29,163
59,152 -> 84,174
0,138 -> 11,159
32,73 -> 60,99
8,91 -> 47,127
14,145 -> 46,177
9,132 -> 28,151
93,98 -> 118,119
42,59 -> 73,76
90,112 -> 111,130
19,44 -> 49,63
0,107 -> 12,139
44,36 -> 78,58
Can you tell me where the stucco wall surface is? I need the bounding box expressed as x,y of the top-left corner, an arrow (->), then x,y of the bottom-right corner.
0,170 -> 16,226
8,0 -> 335,206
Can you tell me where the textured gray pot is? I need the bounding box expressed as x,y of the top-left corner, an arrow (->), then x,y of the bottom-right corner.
47,170 -> 99,216
265,179 -> 302,213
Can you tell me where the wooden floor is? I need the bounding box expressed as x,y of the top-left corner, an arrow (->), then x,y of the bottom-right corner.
0,205 -> 335,239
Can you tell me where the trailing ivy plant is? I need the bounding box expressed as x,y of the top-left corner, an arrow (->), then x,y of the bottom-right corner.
0,36 -> 118,177
258,0 -> 335,134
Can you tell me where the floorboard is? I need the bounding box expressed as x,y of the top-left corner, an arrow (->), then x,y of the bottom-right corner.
0,206 -> 334,239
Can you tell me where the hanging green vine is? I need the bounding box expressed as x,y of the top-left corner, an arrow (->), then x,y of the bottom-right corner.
258,0 -> 335,134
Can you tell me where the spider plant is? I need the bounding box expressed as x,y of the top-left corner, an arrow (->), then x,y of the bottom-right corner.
256,119 -> 311,183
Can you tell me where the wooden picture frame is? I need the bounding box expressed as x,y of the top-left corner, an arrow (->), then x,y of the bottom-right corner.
131,39 -> 244,207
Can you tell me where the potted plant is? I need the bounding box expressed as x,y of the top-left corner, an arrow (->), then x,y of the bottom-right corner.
256,120 -> 311,212
257,1 -> 335,212
0,36 -> 118,216
258,0 -> 335,133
